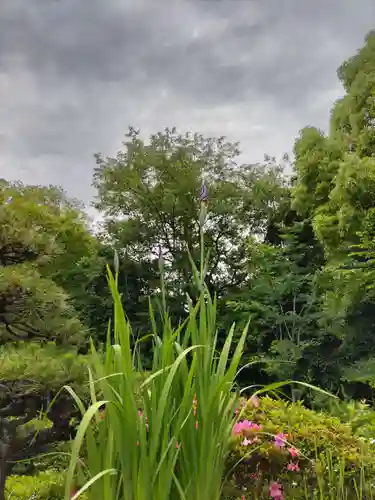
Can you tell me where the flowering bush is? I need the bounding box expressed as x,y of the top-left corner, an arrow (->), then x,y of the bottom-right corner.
225,396 -> 375,498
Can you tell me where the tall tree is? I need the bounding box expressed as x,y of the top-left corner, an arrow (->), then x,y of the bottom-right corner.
0,182 -> 92,499
291,31 -> 375,392
93,127 -> 287,307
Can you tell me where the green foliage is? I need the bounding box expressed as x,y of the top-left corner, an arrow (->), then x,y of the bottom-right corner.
5,471 -> 88,500
319,397 -> 375,441
220,216 -> 326,395
5,471 -> 65,499
0,180 -> 94,498
66,244 -> 158,347
0,265 -> 85,345
292,127 -> 342,217
93,127 -> 287,304
0,181 -> 95,275
0,342 -> 89,395
0,181 -> 92,344
289,30 -> 375,391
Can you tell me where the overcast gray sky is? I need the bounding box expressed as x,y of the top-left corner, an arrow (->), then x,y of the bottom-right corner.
1,0 -> 374,214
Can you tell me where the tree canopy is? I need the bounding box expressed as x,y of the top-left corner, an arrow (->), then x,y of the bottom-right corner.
93,127 -> 287,302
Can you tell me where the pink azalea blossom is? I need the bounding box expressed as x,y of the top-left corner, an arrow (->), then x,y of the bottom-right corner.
232,420 -> 262,435
288,447 -> 299,458
242,437 -> 253,446
269,482 -> 283,499
232,420 -> 252,435
250,395 -> 260,408
274,433 -> 287,448
287,462 -> 300,472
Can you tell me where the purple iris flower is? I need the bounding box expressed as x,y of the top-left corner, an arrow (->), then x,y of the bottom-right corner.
5,196 -> 12,204
200,182 -> 208,202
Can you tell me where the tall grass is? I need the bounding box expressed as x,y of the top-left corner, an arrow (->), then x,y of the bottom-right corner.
63,202 -> 249,500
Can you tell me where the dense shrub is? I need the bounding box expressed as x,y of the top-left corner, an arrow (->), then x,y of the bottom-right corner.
225,396 -> 375,498
5,471 -> 88,500
6,471 -> 65,499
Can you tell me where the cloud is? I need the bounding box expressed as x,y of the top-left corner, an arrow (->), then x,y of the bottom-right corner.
0,0 -> 374,208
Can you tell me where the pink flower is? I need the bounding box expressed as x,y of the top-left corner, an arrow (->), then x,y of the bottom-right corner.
232,420 -> 262,435
287,462 -> 300,472
274,433 -> 287,448
250,395 -> 260,408
176,442 -> 180,449
242,437 -> 253,446
195,420 -> 198,430
250,473 -> 258,480
232,420 -> 252,435
288,447 -> 299,458
269,482 -> 283,499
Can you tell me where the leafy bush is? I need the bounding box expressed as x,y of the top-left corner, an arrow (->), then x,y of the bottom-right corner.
5,471 -> 88,500
320,397 -> 375,441
225,396 -> 375,498
6,471 -> 65,499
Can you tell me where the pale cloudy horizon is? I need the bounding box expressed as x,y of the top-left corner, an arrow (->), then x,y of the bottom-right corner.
0,0 -> 375,217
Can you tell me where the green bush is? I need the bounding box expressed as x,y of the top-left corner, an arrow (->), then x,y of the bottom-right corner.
5,471 -> 88,500
6,471 -> 65,499
225,396 -> 375,498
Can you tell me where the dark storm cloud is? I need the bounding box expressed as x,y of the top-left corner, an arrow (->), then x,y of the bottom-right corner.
0,0 -> 374,209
